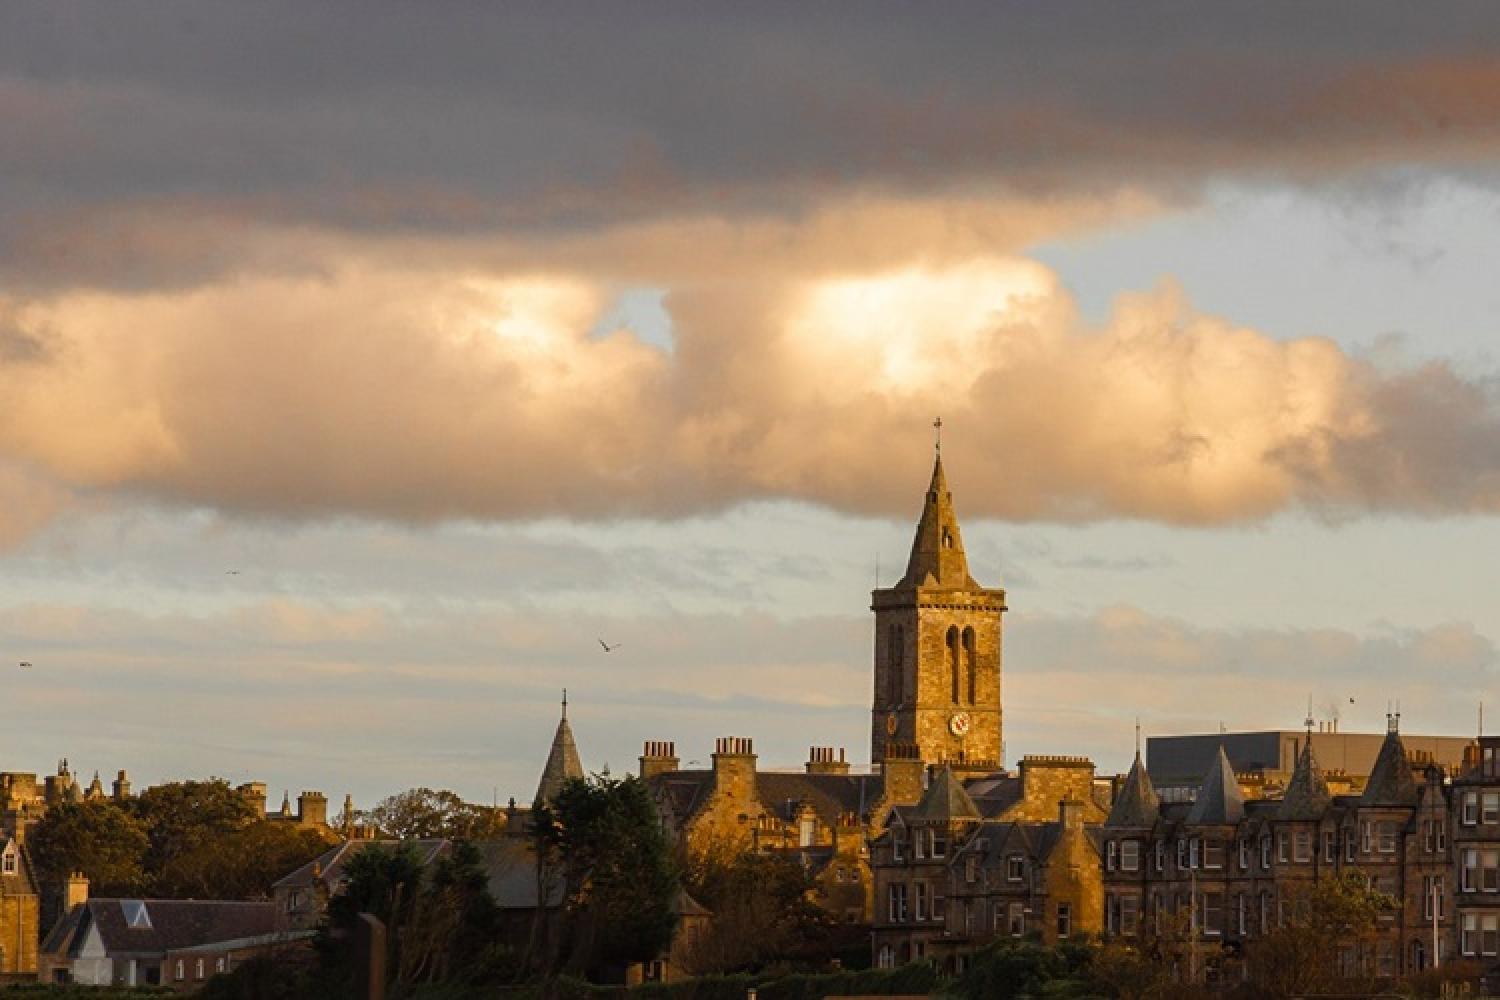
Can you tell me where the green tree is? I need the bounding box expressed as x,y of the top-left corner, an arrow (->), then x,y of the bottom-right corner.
1243,871 -> 1396,998
29,799 -> 150,895
130,779 -> 259,882
533,774 -> 678,976
398,841 -> 505,985
157,822 -> 336,900
318,843 -> 427,993
680,848 -> 830,973
363,787 -> 509,840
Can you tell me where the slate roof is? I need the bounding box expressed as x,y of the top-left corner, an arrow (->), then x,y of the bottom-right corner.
535,710 -> 584,805
1278,740 -> 1334,821
273,838 -> 449,891
648,769 -> 885,828
44,900 -> 278,958
1186,745 -> 1245,825
1106,752 -> 1160,828
473,839 -> 563,910
906,767 -> 981,823
1361,728 -> 1419,807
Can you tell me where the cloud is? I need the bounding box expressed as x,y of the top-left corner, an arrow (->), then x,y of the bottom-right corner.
5,249 -> 1500,544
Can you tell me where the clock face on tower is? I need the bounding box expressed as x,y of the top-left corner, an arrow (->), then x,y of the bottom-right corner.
949,711 -> 972,737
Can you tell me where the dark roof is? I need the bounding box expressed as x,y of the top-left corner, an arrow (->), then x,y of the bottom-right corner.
1278,740 -> 1333,821
273,838 -> 450,891
967,775 -> 1024,819
473,839 -> 562,910
907,767 -> 981,823
51,900 -> 277,957
1106,753 -> 1160,828
535,710 -> 584,805
675,889 -> 712,918
1361,728 -> 1419,807
1187,746 -> 1245,825
0,838 -> 39,897
648,769 -> 885,828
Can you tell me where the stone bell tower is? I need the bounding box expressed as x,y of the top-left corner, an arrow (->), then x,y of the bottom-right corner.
871,431 -> 1006,769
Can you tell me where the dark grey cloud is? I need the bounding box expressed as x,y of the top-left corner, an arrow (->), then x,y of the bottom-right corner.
5,3 -> 1500,289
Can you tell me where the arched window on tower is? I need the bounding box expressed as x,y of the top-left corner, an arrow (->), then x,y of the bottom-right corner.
963,627 -> 977,703
942,527 -> 953,549
947,626 -> 961,702
889,625 -> 904,706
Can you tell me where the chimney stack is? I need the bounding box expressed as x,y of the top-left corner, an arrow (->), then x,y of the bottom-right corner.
711,737 -> 757,797
112,769 -> 131,801
805,746 -> 851,775
298,791 -> 328,827
639,741 -> 680,780
64,871 -> 90,912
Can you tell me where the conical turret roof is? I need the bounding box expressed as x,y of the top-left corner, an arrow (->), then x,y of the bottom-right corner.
907,766 -> 981,823
896,453 -> 979,590
1106,752 -> 1160,828
534,697 -> 584,806
1187,745 -> 1244,825
1360,723 -> 1418,807
1278,738 -> 1333,821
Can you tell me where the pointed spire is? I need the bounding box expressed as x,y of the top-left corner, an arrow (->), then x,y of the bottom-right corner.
1278,739 -> 1332,821
1361,721 -> 1419,807
1107,750 -> 1160,828
1187,745 -> 1244,825
896,446 -> 978,590
907,765 -> 981,822
535,696 -> 585,805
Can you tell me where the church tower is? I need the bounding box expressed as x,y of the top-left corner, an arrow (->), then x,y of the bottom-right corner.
871,439 -> 1006,769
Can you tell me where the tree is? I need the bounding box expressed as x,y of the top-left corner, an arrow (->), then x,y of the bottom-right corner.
398,841 -> 505,985
679,847 -> 829,973
155,822 -> 336,900
130,779 -> 259,882
29,800 -> 150,896
1243,871 -> 1396,998
318,843 -> 427,992
533,774 -> 678,977
363,787 -> 509,840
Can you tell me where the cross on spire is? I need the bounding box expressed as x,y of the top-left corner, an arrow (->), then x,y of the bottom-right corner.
561,688 -> 568,720
933,416 -> 943,454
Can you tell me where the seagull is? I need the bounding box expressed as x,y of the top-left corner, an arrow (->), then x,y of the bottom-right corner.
18,661 -> 32,668
598,639 -> 621,653
225,570 -> 241,576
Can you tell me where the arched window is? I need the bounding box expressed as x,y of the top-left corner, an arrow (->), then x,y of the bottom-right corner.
942,527 -> 953,549
889,625 -> 904,706
963,627 -> 977,703
947,626 -> 961,702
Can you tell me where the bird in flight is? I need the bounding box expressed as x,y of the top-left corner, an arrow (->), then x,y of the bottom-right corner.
598,639 -> 621,653
225,570 -> 241,575
18,661 -> 32,668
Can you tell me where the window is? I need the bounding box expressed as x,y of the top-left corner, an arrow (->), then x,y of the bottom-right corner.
1260,834 -> 1272,869
1485,792 -> 1500,825
1345,829 -> 1356,862
1120,894 -> 1139,936
1278,831 -> 1290,863
1377,821 -> 1397,854
932,830 -> 947,859
1121,840 -> 1140,872
877,945 -> 894,969
964,856 -> 979,883
1463,792 -> 1479,826
175,961 -> 185,982
1259,892 -> 1272,934
1488,746 -> 1499,778
932,890 -> 946,921
196,959 -> 205,981
914,829 -> 926,859
1293,830 -> 1312,864
893,833 -> 905,862
1106,840 -> 1118,872
1202,892 -> 1224,937
1236,893 -> 1247,936
1056,902 -> 1072,939
1154,840 -> 1165,873
1462,913 -> 1476,955
1177,839 -> 1188,870
1423,819 -> 1438,854
1463,914 -> 1500,957
215,958 -> 226,974
1361,821 -> 1373,854
963,627 -> 977,704
1424,876 -> 1446,919
1439,820 -> 1447,850
1007,855 -> 1025,881
1237,839 -> 1250,870
0,851 -> 14,875
1323,829 -> 1337,863
1203,839 -> 1224,870
888,883 -> 908,922
1008,902 -> 1025,936
947,626 -> 961,702
914,882 -> 929,921
799,816 -> 815,847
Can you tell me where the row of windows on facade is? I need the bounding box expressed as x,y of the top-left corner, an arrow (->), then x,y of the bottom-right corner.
883,886 -> 1068,939
173,956 -> 228,982
1101,819 -> 1458,876
884,624 -> 983,706
1100,891 -> 1500,961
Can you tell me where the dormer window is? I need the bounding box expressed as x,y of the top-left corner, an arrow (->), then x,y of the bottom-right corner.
1,849 -> 15,875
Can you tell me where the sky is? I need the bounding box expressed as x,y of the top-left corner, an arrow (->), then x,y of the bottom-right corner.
3,3 -> 1500,807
